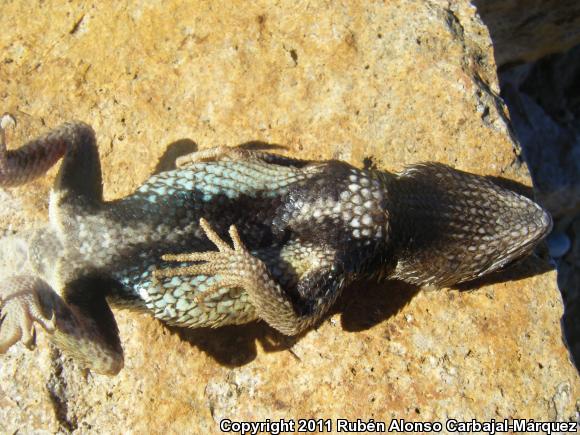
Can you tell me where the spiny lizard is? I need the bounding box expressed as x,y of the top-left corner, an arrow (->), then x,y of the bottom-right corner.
0,119 -> 552,374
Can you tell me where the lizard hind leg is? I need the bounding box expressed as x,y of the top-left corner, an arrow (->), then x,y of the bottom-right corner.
0,275 -> 124,375
0,276 -> 55,352
154,218 -> 338,336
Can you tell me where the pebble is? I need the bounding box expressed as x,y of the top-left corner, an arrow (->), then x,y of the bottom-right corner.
546,231 -> 571,258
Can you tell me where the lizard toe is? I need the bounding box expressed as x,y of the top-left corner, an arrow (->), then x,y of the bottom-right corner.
0,285 -> 53,352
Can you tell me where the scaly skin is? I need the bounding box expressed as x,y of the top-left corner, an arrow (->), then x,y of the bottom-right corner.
0,118 -> 552,374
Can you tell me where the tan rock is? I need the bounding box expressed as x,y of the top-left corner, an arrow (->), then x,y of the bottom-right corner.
472,0 -> 580,65
0,1 -> 577,432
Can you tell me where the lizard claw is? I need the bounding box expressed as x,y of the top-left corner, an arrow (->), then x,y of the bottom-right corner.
155,218 -> 243,279
154,218 -> 254,306
0,113 -> 17,154
158,218 -> 247,266
0,276 -> 54,353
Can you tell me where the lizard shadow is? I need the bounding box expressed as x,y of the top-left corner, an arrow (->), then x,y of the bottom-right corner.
168,249 -> 551,367
337,248 -> 552,332
152,139 -> 198,174
337,280 -> 420,332
168,322 -> 291,367
166,281 -> 417,368
169,280 -> 421,367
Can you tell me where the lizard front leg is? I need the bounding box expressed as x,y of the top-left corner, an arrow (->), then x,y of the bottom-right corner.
0,115 -> 101,201
154,219 -> 341,335
0,275 -> 123,375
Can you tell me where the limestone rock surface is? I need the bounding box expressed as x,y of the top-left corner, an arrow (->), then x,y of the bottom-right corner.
0,1 -> 577,432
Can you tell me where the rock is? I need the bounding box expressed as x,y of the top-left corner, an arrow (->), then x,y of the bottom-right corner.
499,45 -> 580,218
557,216 -> 580,371
558,260 -> 580,372
499,43 -> 580,371
1,1 -> 577,432
472,0 -> 580,65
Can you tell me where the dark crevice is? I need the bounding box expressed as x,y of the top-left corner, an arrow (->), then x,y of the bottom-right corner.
46,347 -> 78,433
69,15 -> 85,35
498,43 -> 580,372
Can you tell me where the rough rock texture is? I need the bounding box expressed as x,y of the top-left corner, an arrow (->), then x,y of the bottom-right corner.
472,0 -> 580,66
0,1 -> 577,432
500,44 -> 580,373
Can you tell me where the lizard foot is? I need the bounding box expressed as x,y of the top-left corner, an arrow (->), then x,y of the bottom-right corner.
154,218 -> 264,306
176,145 -> 308,168
0,276 -> 55,353
175,146 -> 252,167
155,219 -> 318,335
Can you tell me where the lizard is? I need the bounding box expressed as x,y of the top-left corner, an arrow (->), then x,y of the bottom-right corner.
0,117 -> 552,375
